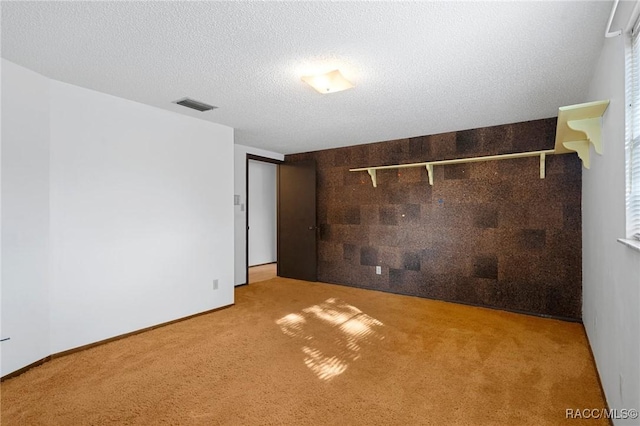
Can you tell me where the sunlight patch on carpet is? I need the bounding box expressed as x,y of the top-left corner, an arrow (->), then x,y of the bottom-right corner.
301,346 -> 348,381
276,298 -> 384,381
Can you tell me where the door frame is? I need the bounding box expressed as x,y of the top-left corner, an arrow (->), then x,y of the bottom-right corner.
245,154 -> 283,285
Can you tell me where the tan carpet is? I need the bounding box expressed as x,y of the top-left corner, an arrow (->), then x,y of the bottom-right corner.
1,278 -> 606,425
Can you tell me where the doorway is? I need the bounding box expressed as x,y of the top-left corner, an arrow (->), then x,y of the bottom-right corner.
246,155 -> 281,284
244,155 -> 318,285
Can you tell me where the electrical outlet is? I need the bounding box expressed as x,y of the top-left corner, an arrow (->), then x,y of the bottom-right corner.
213,279 -> 218,290
375,266 -> 382,275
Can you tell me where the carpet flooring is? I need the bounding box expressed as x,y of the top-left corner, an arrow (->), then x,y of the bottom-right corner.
1,277 -> 606,425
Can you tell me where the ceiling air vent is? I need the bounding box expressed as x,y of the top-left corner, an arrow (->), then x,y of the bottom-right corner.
173,97 -> 217,112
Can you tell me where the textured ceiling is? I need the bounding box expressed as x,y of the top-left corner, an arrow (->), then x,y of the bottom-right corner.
1,1 -> 612,155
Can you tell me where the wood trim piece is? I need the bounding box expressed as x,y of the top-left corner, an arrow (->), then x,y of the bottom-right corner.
51,304 -> 233,359
248,261 -> 277,268
246,154 -> 284,165
0,356 -> 51,382
1,304 -> 233,381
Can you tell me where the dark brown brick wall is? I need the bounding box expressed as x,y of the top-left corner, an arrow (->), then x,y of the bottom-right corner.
285,117 -> 582,320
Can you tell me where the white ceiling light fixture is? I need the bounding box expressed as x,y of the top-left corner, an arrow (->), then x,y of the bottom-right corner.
301,69 -> 354,94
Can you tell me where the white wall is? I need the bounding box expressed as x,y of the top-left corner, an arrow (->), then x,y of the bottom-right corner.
248,160 -> 277,266
48,80 -> 234,353
1,61 -> 51,375
234,144 -> 283,285
583,35 -> 640,423
1,59 -> 235,373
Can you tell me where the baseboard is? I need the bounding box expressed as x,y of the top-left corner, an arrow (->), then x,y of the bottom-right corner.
1,303 -> 233,382
249,261 -> 277,267
0,356 -> 52,382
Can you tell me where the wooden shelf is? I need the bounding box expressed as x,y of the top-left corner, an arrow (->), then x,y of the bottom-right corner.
350,100 -> 610,187
350,149 -> 553,187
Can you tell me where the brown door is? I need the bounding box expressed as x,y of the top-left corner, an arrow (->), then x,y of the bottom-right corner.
277,161 -> 317,281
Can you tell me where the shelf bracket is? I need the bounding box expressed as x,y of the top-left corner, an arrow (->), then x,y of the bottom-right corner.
540,153 -> 546,179
425,164 -> 434,186
567,117 -> 603,155
367,168 -> 377,188
554,100 -> 609,169
562,140 -> 591,169
560,116 -> 603,169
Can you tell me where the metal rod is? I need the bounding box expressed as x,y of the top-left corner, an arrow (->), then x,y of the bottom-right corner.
605,0 -> 623,38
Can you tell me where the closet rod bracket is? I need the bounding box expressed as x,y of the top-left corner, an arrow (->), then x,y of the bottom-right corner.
367,168 -> 377,188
